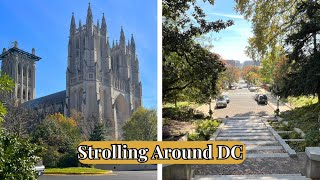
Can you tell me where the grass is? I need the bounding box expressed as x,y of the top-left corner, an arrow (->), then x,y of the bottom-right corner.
279,131 -> 301,139
44,167 -> 111,175
280,103 -> 320,147
287,141 -> 308,152
286,96 -> 318,108
163,101 -> 201,109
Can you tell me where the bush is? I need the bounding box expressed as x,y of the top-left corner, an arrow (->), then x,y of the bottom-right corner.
187,133 -> 206,141
305,129 -> 320,146
31,113 -> 82,168
196,119 -> 220,140
0,129 -> 41,180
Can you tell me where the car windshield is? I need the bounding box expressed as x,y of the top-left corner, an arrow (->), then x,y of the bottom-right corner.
260,95 -> 267,100
217,97 -> 225,101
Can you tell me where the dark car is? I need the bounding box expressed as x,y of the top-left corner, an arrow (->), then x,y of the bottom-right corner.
256,94 -> 268,104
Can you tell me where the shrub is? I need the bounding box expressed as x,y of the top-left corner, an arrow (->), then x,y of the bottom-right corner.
0,128 -> 41,180
305,129 -> 320,146
196,119 -> 220,140
187,133 -> 206,141
31,113 -> 82,168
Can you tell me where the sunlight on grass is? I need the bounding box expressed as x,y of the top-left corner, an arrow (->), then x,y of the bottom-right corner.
45,167 -> 111,174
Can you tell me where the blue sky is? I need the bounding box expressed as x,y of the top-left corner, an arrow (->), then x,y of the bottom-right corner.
198,0 -> 253,62
0,0 -> 157,108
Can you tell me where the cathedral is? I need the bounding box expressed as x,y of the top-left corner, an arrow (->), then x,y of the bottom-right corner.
0,4 -> 142,140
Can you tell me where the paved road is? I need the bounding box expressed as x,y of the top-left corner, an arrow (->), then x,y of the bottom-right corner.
206,88 -> 274,118
38,171 -> 157,180
217,88 -> 273,117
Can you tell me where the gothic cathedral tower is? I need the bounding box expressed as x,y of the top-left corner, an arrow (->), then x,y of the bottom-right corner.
0,41 -> 41,105
66,4 -> 142,139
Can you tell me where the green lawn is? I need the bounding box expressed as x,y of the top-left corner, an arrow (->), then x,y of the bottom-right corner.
44,167 -> 111,175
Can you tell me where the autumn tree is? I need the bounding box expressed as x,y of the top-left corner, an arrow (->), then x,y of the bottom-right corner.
32,113 -> 82,167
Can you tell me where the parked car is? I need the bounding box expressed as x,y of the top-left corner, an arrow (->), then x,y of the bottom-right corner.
34,159 -> 45,177
223,95 -> 230,103
249,86 -> 257,92
216,96 -> 228,108
230,85 -> 236,90
256,94 -> 268,104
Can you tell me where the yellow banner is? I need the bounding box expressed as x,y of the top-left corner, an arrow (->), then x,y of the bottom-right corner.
78,141 -> 246,164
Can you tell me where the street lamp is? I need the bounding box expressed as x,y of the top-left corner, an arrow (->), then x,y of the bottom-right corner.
273,85 -> 280,116
208,97 -> 213,119
276,95 -> 280,116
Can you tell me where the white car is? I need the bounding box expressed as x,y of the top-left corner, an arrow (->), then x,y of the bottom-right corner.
216,96 -> 227,108
249,86 -> 257,92
34,160 -> 45,176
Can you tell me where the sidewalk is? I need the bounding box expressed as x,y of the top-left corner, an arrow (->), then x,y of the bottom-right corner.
264,91 -> 292,112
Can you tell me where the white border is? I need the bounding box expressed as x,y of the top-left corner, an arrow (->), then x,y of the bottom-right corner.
157,0 -> 163,179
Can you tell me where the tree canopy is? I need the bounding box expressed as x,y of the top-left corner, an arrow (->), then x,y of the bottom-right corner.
163,0 -> 233,104
123,107 -> 157,141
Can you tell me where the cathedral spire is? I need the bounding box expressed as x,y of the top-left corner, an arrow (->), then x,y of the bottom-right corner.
96,19 -> 100,30
86,3 -> 93,25
120,26 -> 125,46
101,13 -> 107,35
131,34 -> 135,52
112,40 -> 115,48
70,12 -> 76,35
79,20 -> 82,31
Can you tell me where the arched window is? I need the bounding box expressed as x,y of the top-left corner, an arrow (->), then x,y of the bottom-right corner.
17,87 -> 21,99
23,90 -> 26,100
28,91 -> 31,100
18,63 -> 21,75
23,66 -> 27,77
28,67 -> 31,78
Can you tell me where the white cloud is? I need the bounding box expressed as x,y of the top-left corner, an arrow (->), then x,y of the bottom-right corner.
209,12 -> 244,19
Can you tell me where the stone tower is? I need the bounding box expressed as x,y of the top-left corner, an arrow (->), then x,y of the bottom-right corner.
0,41 -> 41,105
66,4 -> 142,139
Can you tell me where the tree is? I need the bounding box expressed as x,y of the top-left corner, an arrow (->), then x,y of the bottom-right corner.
0,73 -> 14,123
32,113 -> 82,167
163,0 -> 233,104
242,66 -> 260,84
89,122 -> 108,141
123,107 -> 157,141
274,1 -> 320,102
235,0 -> 301,58
0,129 -> 41,180
0,73 -> 41,179
223,65 -> 241,88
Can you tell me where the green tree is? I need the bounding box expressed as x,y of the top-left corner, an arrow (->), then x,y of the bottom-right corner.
32,113 -> 82,167
163,0 -> 233,104
0,73 -> 41,179
0,73 -> 14,123
0,129 -> 41,180
275,1 -> 320,103
89,122 -> 107,141
123,107 -> 157,141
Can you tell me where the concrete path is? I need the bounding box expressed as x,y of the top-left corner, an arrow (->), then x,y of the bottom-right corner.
194,174 -> 309,180
213,116 -> 292,159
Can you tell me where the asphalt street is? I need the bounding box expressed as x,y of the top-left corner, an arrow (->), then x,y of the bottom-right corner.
38,171 -> 157,180
212,87 -> 274,118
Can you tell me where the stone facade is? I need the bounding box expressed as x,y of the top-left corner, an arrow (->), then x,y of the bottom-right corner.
0,4 -> 142,140
0,41 -> 40,106
65,4 -> 142,139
